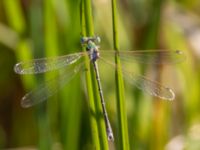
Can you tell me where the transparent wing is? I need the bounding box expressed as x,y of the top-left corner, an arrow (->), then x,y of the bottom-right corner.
123,71 -> 175,100
100,50 -> 185,64
21,62 -> 85,108
99,57 -> 175,100
14,52 -> 86,74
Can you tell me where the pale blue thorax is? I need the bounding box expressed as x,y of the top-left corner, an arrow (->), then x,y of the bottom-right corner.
81,36 -> 101,62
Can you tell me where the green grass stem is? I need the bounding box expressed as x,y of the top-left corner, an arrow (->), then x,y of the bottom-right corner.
143,0 -> 163,49
3,0 -> 37,146
59,1 -> 82,150
29,1 -> 52,149
84,0 -> 94,36
43,0 -> 59,149
3,0 -> 35,90
111,0 -> 130,149
146,1 -> 166,149
82,0 -> 109,149
81,1 -> 100,149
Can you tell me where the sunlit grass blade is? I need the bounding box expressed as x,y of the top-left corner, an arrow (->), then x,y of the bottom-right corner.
29,1 -> 53,149
111,0 -> 130,149
81,1 -> 101,149
44,0 -> 60,149
82,0 -> 109,149
3,0 -> 37,146
3,0 -> 35,93
52,0 -> 83,149
142,0 -> 167,149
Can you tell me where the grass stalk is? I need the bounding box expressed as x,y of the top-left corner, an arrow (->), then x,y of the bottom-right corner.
149,1 -> 166,149
3,0 -> 36,145
3,0 -> 35,90
59,1 -> 82,150
82,0 -> 109,149
143,0 -> 163,49
43,0 -> 59,149
84,0 -> 94,36
29,1 -> 52,149
111,0 -> 130,149
81,1 -> 100,149
141,0 -> 166,149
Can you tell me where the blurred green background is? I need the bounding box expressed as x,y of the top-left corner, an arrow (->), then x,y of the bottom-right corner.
0,0 -> 200,149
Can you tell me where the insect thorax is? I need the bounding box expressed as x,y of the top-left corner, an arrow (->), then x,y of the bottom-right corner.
81,36 -> 100,62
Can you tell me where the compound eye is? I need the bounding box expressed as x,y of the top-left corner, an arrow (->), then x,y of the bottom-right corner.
95,36 -> 101,43
80,37 -> 88,44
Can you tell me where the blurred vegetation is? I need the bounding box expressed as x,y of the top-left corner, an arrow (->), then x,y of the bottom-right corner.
0,0 -> 200,149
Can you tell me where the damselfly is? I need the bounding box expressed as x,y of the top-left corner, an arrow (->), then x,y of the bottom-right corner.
14,36 -> 184,141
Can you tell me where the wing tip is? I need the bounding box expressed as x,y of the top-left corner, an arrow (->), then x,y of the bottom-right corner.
159,87 -> 175,101
167,88 -> 175,101
14,63 -> 23,74
153,87 -> 175,101
21,95 -> 32,108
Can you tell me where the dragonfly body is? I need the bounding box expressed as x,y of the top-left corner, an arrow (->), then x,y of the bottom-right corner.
81,37 -> 114,141
14,36 -> 185,142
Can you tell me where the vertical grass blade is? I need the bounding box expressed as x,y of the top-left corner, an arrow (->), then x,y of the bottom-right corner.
81,1 -> 100,149
3,0 -> 25,33
3,0 -> 35,89
58,1 -> 82,150
82,0 -> 109,149
111,0 -> 130,149
84,0 -> 94,36
43,0 -> 59,148
146,1 -> 166,149
3,0 -> 36,145
143,0 -> 163,49
29,1 -> 51,149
